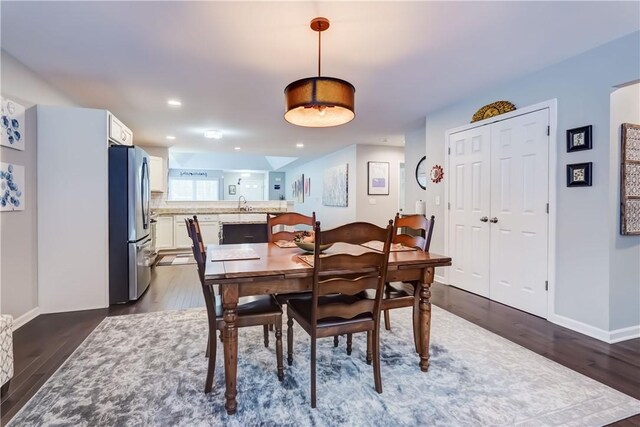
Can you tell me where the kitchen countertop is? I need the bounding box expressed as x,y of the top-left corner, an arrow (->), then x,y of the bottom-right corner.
151,208 -> 286,215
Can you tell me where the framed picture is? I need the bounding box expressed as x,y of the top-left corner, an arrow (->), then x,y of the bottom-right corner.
0,162 -> 25,211
620,123 -> 640,235
368,161 -> 389,195
566,162 -> 592,187
1,97 -> 26,151
228,184 -> 236,195
567,125 -> 592,152
323,164 -> 348,207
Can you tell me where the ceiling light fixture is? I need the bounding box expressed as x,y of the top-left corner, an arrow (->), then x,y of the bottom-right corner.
284,17 -> 355,128
296,143 -> 304,148
204,130 -> 223,139
234,147 -> 241,151
167,99 -> 182,107
166,135 -> 176,140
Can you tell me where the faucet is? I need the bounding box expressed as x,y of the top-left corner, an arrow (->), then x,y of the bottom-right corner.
238,195 -> 247,211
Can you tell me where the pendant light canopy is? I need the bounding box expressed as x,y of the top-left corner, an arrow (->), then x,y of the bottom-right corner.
284,17 -> 355,128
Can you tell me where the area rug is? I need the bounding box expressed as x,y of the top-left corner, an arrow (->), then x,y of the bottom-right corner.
156,253 -> 196,266
8,307 -> 639,426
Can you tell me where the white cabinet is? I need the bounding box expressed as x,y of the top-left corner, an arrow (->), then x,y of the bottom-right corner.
108,113 -> 133,146
156,216 -> 174,249
174,218 -> 193,249
199,221 -> 220,246
150,156 -> 164,193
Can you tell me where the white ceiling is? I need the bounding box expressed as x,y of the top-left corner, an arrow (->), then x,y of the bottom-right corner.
1,1 -> 638,165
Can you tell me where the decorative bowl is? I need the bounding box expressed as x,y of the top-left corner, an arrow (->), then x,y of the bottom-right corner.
294,241 -> 333,253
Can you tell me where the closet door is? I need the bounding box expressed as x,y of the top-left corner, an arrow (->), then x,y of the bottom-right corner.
489,109 -> 549,317
448,125 -> 491,297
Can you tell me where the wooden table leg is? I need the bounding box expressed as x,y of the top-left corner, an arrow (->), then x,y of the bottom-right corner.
221,283 -> 239,415
418,267 -> 434,372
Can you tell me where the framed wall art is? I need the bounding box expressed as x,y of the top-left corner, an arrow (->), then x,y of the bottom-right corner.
620,123 -> 640,235
566,162 -> 592,187
228,184 -> 236,195
323,164 -> 348,207
0,162 -> 25,211
1,97 -> 26,151
367,161 -> 389,195
566,125 -> 592,152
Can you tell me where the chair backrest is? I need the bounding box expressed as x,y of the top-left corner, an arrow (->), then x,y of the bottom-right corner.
185,215 -> 206,257
311,221 -> 393,327
267,211 -> 316,242
393,213 -> 435,251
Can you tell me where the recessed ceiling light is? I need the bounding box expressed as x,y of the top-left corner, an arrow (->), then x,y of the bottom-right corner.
234,147 -> 241,151
204,130 -> 223,140
296,143 -> 304,148
167,99 -> 182,107
241,173 -> 251,177
166,135 -> 176,140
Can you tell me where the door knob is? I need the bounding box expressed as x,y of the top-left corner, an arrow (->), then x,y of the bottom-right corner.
480,216 -> 489,222
490,217 -> 499,223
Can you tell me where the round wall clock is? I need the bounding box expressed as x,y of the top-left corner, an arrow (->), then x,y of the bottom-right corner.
430,164 -> 444,183
415,156 -> 427,189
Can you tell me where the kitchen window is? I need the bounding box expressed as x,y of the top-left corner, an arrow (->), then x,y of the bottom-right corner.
168,170 -> 220,201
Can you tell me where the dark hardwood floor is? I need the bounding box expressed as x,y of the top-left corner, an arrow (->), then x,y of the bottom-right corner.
2,265 -> 638,426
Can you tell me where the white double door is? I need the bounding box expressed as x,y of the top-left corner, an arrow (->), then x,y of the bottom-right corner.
448,109 -> 549,318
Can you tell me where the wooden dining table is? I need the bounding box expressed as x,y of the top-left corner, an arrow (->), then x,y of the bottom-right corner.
204,242 -> 452,415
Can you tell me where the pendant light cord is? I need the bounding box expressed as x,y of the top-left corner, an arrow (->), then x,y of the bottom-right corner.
317,22 -> 322,77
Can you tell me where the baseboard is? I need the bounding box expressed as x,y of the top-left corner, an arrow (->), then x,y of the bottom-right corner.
12,306 -> 40,331
609,324 -> 640,343
548,313 -> 640,344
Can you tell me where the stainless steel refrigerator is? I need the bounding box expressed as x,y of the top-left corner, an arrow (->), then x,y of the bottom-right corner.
108,145 -> 152,303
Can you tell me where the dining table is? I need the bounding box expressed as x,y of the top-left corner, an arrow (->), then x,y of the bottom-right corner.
204,242 -> 452,415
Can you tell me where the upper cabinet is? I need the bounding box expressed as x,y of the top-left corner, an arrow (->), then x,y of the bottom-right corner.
108,113 -> 133,146
150,155 -> 165,193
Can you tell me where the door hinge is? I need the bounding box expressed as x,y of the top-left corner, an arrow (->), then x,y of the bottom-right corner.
545,280 -> 548,291
547,126 -> 550,136
546,203 -> 549,214
448,147 -> 451,155
447,202 -> 451,210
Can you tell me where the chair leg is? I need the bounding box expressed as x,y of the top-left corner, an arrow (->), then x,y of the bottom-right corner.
219,330 -> 224,343
346,333 -> 353,356
1,380 -> 10,398
287,317 -> 294,366
263,325 -> 270,348
275,317 -> 284,382
412,285 -> 421,354
205,333 -> 210,358
366,331 -> 372,365
333,335 -> 339,347
372,326 -> 383,394
384,310 -> 391,331
310,337 -> 317,408
269,324 -> 274,331
205,331 -> 217,393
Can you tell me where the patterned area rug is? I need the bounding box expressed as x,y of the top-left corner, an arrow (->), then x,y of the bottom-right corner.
8,307 -> 639,426
156,253 -> 196,266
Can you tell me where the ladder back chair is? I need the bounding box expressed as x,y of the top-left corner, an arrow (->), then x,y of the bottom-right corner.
286,221 -> 393,408
267,212 -> 316,306
187,218 -> 284,393
381,213 -> 435,349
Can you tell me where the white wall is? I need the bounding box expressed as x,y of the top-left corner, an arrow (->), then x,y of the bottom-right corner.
424,32 -> 640,336
355,145 -> 405,227
404,123 -> 428,214
609,81 -> 640,331
284,145 -> 357,229
0,50 -> 76,324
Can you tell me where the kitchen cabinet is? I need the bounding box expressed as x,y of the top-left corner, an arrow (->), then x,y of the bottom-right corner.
156,216 -> 174,249
199,221 -> 220,246
149,156 -> 164,193
174,219 -> 193,248
108,113 -> 133,146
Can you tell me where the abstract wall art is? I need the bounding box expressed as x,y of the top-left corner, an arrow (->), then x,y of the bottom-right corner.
0,162 -> 25,211
621,123 -> 640,235
322,163 -> 348,207
1,97 -> 26,151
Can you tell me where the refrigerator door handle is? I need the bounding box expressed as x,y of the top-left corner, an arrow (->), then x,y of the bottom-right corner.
141,158 -> 150,230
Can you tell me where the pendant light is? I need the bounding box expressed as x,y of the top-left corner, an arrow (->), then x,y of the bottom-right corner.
284,17 -> 355,128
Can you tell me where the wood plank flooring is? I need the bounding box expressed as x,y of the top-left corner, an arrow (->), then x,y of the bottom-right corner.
1,266 -> 638,426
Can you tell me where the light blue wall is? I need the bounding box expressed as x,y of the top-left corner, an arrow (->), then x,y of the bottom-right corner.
424,32 -> 640,332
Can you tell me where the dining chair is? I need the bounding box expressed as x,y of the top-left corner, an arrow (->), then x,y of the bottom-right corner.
187,218 -> 284,392
380,213 -> 435,350
286,221 -> 393,408
267,212 -> 316,307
